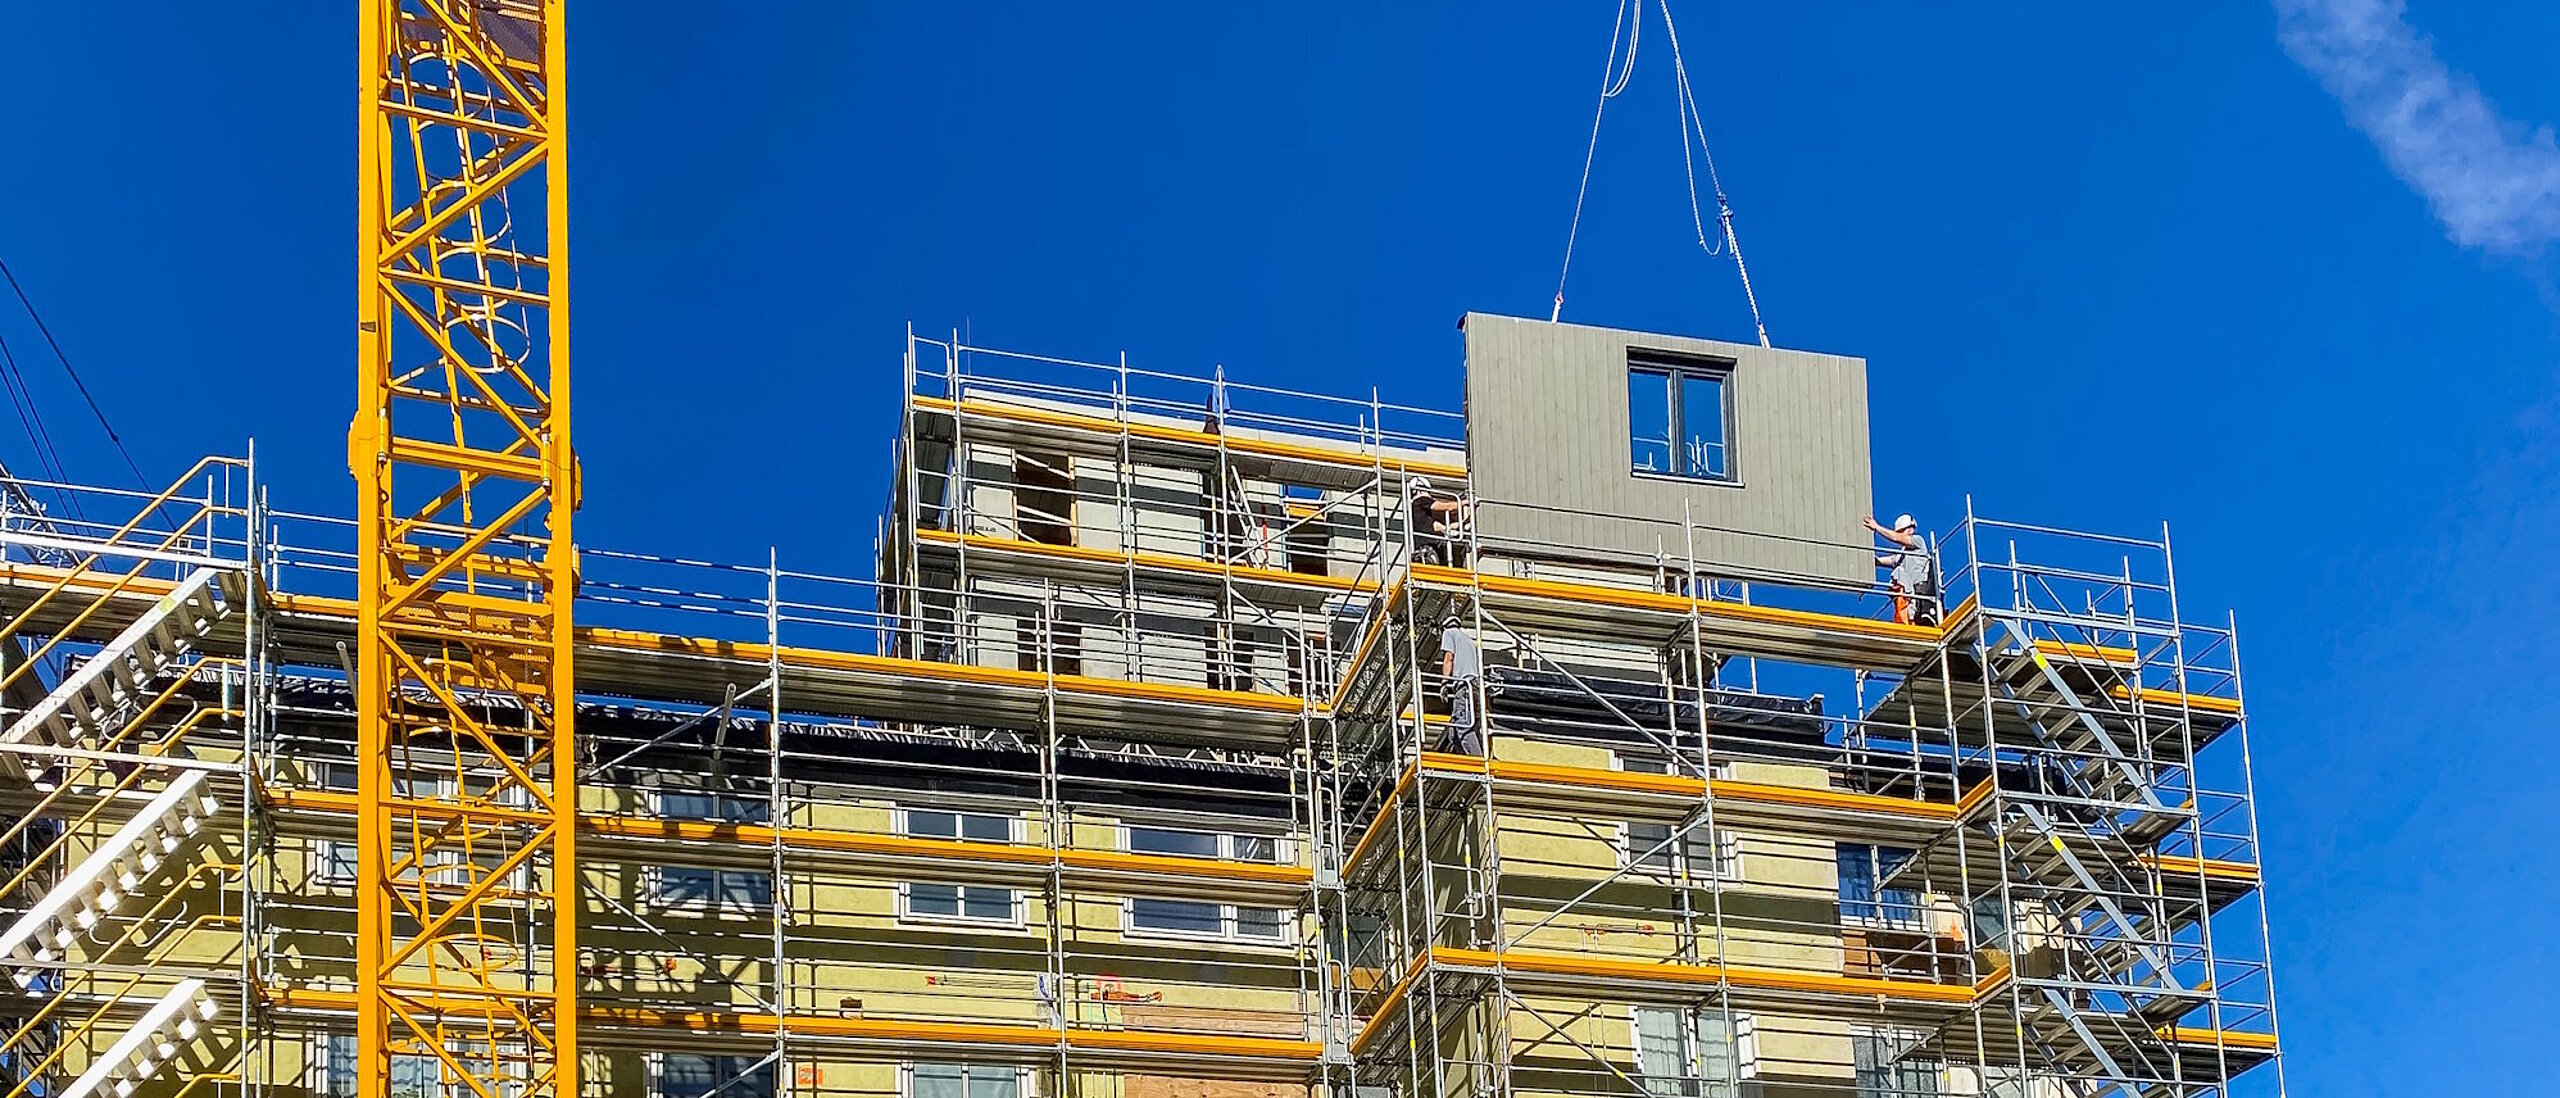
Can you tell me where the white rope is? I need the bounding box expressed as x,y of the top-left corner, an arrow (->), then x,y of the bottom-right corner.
1655,0 -> 1770,347
1550,0 -> 1641,323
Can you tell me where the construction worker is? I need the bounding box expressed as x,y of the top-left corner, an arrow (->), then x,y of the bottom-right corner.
1864,513 -> 1937,626
1408,477 -> 1460,565
1437,612 -> 1484,755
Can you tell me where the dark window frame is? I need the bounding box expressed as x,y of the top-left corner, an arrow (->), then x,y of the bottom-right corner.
653,790 -> 775,912
1628,352 -> 1738,484
661,1053 -> 779,1098
899,806 -> 1023,926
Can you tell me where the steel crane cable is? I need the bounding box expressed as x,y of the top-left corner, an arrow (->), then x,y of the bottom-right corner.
1654,0 -> 1769,347
0,311 -> 82,520
1550,0 -> 1642,322
0,257 -> 150,489
1545,1 -> 1771,348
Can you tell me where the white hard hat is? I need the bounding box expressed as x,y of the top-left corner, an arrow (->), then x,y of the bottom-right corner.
1894,513 -> 1917,531
1410,476 -> 1434,494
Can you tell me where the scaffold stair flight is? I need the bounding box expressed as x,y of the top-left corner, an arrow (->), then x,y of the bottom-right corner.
0,568 -> 244,782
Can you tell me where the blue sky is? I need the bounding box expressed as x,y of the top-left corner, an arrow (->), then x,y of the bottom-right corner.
4,3 -> 2556,1094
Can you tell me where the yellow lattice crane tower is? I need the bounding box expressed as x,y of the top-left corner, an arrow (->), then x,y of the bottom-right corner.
353,2 -> 577,1095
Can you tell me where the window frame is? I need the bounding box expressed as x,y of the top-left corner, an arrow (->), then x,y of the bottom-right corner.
1611,750 -> 1741,883
1616,818 -> 1741,884
319,1033 -> 524,1098
894,805 -> 1027,929
645,787 -> 777,918
1850,1025 -> 1944,1098
316,762 -> 530,892
1117,824 -> 1293,946
903,1061 -> 1027,1098
653,1050 -> 781,1098
1629,1005 -> 1758,1096
1837,843 -> 1926,931
1627,353 -> 1739,484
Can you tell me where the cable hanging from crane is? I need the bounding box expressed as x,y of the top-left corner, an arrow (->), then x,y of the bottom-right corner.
0,324 -> 81,522
1551,0 -> 1641,323
1547,0 -> 1771,348
0,258 -> 150,489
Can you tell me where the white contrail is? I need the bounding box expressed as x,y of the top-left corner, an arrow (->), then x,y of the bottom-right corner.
2276,0 -> 2560,256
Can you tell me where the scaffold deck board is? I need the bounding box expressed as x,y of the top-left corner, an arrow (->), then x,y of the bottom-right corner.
0,565 -> 1308,750
264,788 -> 1311,906
267,986 -> 1322,1077
1342,754 -> 1961,889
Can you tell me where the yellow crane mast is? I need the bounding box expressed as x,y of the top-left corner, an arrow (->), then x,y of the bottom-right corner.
354,2 -> 577,1096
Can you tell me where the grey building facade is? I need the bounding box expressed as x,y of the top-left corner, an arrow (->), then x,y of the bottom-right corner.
1460,312 -> 1875,585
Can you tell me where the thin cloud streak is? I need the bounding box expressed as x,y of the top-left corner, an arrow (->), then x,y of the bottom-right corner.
2276,0 -> 2560,256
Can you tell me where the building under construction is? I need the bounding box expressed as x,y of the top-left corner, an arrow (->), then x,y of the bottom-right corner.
0,5 -> 2281,1098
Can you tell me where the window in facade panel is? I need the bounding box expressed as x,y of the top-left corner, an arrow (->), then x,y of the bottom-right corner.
1628,356 -> 1734,482
1633,1006 -> 1754,1097
1124,826 -> 1287,942
1852,1027 -> 1942,1098
1837,843 -> 1923,929
910,1062 -> 1018,1098
1014,451 -> 1077,546
902,808 -> 1021,924
660,1054 -> 778,1098
654,791 -> 774,911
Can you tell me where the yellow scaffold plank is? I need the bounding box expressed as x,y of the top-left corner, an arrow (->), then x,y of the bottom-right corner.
2139,853 -> 2261,883
1428,945 -> 1976,1004
267,987 -> 1322,1069
2163,1027 -> 2278,1051
2111,685 -> 2244,716
269,787 -> 1313,894
1343,755 -> 1959,882
0,564 -> 1304,721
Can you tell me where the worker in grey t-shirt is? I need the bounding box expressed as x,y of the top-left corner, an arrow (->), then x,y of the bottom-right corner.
1438,614 -> 1484,755
1864,513 -> 1937,625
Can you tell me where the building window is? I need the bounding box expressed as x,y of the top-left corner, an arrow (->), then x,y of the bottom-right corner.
1852,1027 -> 1941,1098
1633,1007 -> 1754,1097
319,1034 -> 512,1098
661,1054 -> 778,1098
317,837 -> 357,884
1622,819 -> 1737,882
1614,753 -> 1738,882
910,1063 -> 1019,1098
1629,357 -> 1734,481
902,808 -> 1021,924
314,763 -> 359,884
654,791 -> 774,911
319,763 -> 484,887
1838,844 -> 1923,929
1123,826 -> 1287,942
317,1034 -> 358,1097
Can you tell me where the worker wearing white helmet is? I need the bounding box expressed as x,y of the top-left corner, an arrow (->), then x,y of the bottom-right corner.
1409,475 -> 1461,566
1863,512 -> 1938,626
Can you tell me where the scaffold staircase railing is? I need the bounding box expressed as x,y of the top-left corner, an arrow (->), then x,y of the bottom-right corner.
0,570 -> 243,783
1980,620 -> 2167,813
1969,591 -> 2223,1096
0,771 -> 223,987
52,978 -> 218,1098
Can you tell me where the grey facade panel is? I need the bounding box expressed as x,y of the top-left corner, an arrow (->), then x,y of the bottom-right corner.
1461,312 -> 1875,585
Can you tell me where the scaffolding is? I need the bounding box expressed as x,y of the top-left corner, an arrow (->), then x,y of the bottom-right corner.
0,334 -> 2280,1098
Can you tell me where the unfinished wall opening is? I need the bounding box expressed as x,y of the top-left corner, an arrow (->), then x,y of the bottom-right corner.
1015,450 -> 1076,546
